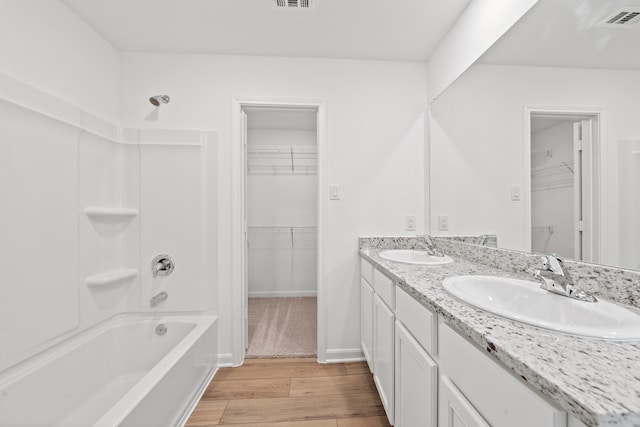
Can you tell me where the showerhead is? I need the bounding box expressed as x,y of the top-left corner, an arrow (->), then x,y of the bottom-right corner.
149,95 -> 170,106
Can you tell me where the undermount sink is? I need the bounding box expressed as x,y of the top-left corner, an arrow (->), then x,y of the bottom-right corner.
442,275 -> 640,340
379,249 -> 454,266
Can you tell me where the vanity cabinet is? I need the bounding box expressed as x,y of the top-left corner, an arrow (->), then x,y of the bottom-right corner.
360,255 -> 588,427
439,375 -> 490,427
360,257 -> 395,424
395,321 -> 437,427
360,277 -> 374,368
373,293 -> 395,424
438,321 -> 567,427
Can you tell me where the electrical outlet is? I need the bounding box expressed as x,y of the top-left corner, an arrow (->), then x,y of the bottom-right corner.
405,215 -> 416,231
438,215 -> 449,231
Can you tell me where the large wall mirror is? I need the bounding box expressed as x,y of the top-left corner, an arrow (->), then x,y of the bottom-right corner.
429,0 -> 640,270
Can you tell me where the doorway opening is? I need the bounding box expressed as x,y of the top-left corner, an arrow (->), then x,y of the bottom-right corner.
232,98 -> 327,366
243,107 -> 318,359
527,110 -> 600,262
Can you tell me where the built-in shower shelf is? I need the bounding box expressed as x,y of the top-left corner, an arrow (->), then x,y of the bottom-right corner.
85,269 -> 138,288
85,207 -> 138,223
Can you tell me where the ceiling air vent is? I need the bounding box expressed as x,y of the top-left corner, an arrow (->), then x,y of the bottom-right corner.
598,7 -> 640,28
275,0 -> 312,9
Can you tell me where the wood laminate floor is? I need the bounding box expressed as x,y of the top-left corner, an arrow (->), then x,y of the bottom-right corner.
185,358 -> 391,427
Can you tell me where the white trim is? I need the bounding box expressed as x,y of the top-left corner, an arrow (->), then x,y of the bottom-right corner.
216,353 -> 236,368
523,105 -> 604,262
248,291 -> 318,298
325,348 -> 365,363
231,96 -> 328,365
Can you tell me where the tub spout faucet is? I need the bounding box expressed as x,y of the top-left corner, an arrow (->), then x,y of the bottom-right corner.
528,254 -> 597,303
150,292 -> 168,307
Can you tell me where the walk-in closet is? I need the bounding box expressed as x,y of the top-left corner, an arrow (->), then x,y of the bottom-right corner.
245,108 -> 318,358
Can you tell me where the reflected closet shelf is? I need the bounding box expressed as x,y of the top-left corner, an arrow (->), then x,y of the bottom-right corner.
85,207 -> 138,223
85,269 -> 138,288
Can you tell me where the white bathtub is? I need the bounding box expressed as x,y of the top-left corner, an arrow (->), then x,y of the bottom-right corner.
0,314 -> 217,427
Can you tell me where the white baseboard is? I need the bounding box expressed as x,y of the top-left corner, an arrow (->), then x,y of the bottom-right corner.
248,290 -> 317,298
325,348 -> 365,363
216,353 -> 235,367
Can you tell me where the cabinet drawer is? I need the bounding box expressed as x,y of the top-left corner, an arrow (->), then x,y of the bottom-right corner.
396,287 -> 437,357
374,268 -> 395,310
361,257 -> 374,285
439,322 -> 567,427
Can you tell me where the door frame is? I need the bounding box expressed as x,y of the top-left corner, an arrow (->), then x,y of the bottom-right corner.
231,96 -> 328,366
523,105 -> 604,262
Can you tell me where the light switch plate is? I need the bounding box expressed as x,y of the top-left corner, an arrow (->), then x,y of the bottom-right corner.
329,184 -> 340,200
511,185 -> 521,201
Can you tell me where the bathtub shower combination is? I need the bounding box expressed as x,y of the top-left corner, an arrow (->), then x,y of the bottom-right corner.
0,314 -> 217,427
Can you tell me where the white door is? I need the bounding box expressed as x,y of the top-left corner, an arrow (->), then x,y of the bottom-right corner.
439,376 -> 490,427
395,321 -> 437,427
361,278 -> 374,370
373,294 -> 395,424
573,119 -> 593,261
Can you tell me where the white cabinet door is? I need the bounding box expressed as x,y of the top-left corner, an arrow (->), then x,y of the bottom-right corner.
395,321 -> 437,427
439,322 -> 567,427
361,277 -> 374,370
439,375 -> 490,427
373,294 -> 395,425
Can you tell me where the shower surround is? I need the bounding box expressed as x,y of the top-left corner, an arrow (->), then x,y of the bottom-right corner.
0,72 -> 219,424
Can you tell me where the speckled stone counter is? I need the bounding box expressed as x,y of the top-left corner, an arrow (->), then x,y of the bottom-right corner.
359,237 -> 640,427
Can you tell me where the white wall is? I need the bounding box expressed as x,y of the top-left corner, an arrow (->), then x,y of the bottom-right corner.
120,53 -> 427,359
618,140 -> 640,270
0,0 -> 121,123
430,64 -> 640,266
531,121 -> 574,257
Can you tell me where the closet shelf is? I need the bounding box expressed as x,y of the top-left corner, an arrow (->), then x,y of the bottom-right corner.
248,225 -> 317,233
247,145 -> 317,175
85,207 -> 138,222
85,269 -> 138,288
248,226 -> 317,249
531,160 -> 574,191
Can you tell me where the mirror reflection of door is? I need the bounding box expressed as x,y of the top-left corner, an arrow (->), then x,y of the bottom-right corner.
530,113 -> 598,261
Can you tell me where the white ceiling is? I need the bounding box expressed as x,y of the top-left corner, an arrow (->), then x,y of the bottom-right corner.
60,0 -> 471,61
479,0 -> 640,69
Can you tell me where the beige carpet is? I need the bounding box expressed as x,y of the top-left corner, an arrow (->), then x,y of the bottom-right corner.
247,297 -> 317,359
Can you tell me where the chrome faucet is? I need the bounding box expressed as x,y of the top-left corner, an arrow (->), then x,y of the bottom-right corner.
152,254 -> 175,278
150,291 -> 168,307
422,236 -> 445,257
528,254 -> 597,303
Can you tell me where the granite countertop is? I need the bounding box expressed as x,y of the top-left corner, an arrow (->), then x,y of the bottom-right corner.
359,247 -> 640,427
